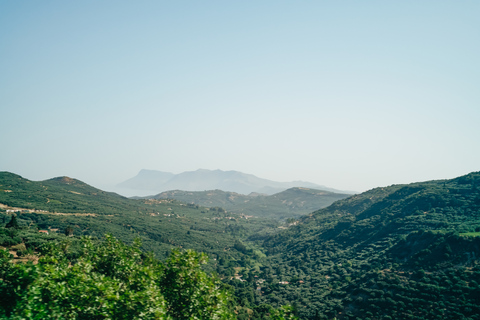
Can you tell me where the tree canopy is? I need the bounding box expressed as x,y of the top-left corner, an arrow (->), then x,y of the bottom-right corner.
0,235 -> 234,320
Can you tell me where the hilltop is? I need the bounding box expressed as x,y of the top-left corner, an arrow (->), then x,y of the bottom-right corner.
0,172 -> 141,215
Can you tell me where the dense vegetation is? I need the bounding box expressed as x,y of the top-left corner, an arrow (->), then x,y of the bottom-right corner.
2,171 -> 480,319
0,172 -> 279,264
0,172 -> 293,319
246,172 -> 480,319
1,233 -> 295,319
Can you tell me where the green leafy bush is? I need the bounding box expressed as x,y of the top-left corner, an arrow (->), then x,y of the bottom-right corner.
0,235 -> 235,320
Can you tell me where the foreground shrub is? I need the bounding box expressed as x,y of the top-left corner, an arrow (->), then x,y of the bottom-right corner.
0,235 -> 234,320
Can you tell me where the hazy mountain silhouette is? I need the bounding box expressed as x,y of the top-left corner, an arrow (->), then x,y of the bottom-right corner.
117,169 -> 351,196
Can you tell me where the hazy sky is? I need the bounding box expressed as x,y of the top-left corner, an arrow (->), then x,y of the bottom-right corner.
1,1 -> 479,193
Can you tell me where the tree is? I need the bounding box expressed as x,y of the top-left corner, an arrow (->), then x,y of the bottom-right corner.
234,239 -> 247,253
160,249 -> 235,320
5,215 -> 19,229
0,235 -> 235,320
1,235 -> 167,319
64,225 -> 74,236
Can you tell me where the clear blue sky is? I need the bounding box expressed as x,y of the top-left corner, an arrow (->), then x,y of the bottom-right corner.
1,1 -> 479,193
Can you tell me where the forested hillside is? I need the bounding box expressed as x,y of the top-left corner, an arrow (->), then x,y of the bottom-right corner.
248,172 -> 480,319
0,172 -> 278,263
2,171 -> 480,319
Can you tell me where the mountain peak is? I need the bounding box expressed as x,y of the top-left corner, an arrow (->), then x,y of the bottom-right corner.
116,169 -> 351,197
48,176 -> 82,184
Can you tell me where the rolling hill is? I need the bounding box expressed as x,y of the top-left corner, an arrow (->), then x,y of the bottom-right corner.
150,187 -> 351,219
250,171 -> 480,319
0,171 -> 277,262
3,170 -> 480,319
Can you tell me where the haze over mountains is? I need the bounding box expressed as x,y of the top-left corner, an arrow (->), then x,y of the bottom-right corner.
117,169 -> 352,197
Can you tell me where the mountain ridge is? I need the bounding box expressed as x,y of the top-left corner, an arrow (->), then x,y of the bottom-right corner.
150,187 -> 351,219
117,168 -> 352,196
255,171 -> 480,319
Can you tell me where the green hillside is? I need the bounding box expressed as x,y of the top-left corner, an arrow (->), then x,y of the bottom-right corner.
151,187 -> 350,219
3,170 -> 480,319
0,171 -> 294,319
0,172 -> 278,263
0,172 -> 144,214
249,172 -> 480,319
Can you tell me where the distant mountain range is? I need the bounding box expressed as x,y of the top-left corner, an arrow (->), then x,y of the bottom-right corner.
117,169 -> 353,196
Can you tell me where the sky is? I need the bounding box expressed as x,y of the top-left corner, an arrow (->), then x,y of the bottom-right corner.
1,1 -> 479,194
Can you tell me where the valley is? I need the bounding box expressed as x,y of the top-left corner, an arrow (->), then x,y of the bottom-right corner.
1,171 -> 480,319
148,187 -> 351,219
